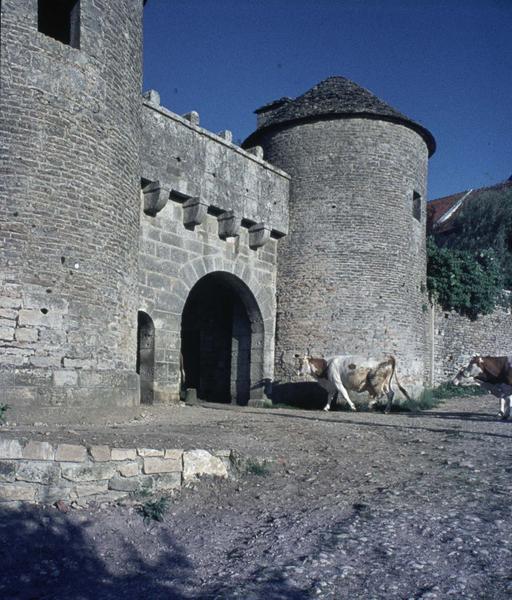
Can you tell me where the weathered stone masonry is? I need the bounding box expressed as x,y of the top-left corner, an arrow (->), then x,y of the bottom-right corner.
3,0 -> 508,416
138,95 -> 289,404
0,0 -> 289,409
0,436 -> 235,506
244,78 -> 435,397
1,0 -> 143,406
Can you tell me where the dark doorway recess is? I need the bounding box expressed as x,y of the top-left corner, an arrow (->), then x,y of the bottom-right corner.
181,272 -> 263,405
137,311 -> 155,404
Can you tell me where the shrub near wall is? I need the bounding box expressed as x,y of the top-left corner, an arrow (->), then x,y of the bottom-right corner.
427,239 -> 504,320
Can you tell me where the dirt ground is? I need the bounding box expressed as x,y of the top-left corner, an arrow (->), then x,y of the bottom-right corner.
1,394 -> 511,600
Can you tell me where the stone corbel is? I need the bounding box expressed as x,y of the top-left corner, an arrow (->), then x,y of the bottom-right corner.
218,211 -> 240,239
142,181 -> 169,216
183,196 -> 208,228
249,223 -> 272,249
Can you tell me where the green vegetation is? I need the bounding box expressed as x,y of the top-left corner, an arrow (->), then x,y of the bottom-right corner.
427,186 -> 512,318
401,382 -> 483,412
428,382 -> 483,399
137,496 -> 169,524
245,458 -> 271,476
427,238 -> 504,319
0,403 -> 9,424
262,402 -> 302,410
449,186 -> 512,288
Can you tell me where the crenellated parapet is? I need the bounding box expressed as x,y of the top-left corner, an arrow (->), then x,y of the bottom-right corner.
141,91 -> 290,245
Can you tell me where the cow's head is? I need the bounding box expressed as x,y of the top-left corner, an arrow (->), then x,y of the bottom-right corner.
294,353 -> 328,379
294,353 -> 312,377
452,355 -> 484,385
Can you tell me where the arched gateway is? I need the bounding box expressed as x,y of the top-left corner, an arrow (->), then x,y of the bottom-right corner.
180,272 -> 265,405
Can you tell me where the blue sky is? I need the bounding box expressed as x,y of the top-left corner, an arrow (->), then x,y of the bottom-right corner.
143,0 -> 511,200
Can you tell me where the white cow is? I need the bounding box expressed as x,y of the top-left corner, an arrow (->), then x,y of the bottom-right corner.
295,353 -> 411,414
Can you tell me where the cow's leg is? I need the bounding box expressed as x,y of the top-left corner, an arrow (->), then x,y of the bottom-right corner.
331,374 -> 356,411
384,389 -> 395,414
324,391 -> 335,411
499,395 -> 511,420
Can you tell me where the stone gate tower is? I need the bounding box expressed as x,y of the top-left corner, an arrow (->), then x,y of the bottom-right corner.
0,0 -> 144,405
244,77 -> 436,393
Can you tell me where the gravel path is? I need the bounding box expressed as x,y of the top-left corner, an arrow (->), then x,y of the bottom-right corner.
1,395 -> 511,599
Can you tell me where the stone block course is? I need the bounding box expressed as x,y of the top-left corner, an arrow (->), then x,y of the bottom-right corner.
0,462 -> 16,482
0,483 -> 36,502
137,448 -> 164,457
15,461 -> 60,485
22,441 -> 55,461
89,445 -> 111,462
0,438 -> 23,459
143,457 -> 182,475
164,449 -> 183,460
153,472 -> 182,491
118,462 -> 139,478
55,444 -> 87,462
108,475 -> 140,493
60,462 -> 119,483
111,448 -> 137,461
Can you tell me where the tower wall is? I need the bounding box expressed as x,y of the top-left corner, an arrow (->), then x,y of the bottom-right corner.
0,0 -> 144,407
256,117 -> 430,393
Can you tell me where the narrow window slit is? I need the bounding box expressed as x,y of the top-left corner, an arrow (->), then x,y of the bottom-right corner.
38,0 -> 80,49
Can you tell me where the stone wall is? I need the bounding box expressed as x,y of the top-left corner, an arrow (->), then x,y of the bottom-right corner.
0,0 -> 143,407
430,304 -> 512,385
251,118 -> 430,396
0,437 -> 234,507
138,97 -> 290,403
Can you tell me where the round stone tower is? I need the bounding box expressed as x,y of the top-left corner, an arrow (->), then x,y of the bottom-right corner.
0,1 -> 144,408
244,76 -> 436,394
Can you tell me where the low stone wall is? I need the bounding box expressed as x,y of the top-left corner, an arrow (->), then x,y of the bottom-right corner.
0,437 -> 235,507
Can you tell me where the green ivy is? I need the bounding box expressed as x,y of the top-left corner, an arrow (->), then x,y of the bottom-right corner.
426,238 -> 504,319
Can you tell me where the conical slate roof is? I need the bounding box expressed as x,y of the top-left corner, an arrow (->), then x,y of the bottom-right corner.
245,76 -> 436,156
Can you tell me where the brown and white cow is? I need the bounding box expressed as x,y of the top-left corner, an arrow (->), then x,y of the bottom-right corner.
452,355 -> 512,420
295,354 -> 411,413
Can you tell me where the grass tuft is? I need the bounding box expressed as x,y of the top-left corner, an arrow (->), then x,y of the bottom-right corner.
245,459 -> 271,476
400,382 -> 483,412
137,496 -> 169,524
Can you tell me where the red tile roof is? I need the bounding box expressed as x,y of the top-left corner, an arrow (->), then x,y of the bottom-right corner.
428,178 -> 512,234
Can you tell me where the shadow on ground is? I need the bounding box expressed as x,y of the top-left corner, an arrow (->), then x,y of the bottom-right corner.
0,506 -> 311,600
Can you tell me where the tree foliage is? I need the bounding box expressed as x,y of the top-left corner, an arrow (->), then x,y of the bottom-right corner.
445,186 -> 512,288
426,238 -> 504,319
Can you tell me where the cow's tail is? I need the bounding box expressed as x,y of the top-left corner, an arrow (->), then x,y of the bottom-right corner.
388,356 -> 412,401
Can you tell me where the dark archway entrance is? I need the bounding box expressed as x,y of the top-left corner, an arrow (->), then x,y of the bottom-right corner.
136,311 -> 155,404
180,272 -> 262,405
